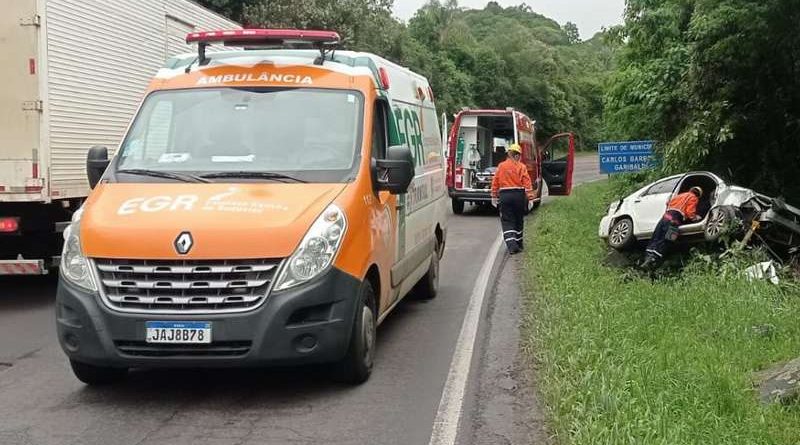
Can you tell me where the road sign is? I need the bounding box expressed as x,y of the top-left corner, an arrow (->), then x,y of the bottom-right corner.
598,140 -> 656,174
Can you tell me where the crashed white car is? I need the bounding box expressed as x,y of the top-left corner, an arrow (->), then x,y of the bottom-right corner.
599,171 -> 800,253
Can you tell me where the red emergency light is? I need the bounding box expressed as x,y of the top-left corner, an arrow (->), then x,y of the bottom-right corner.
378,67 -> 390,90
0,217 -> 20,233
186,29 -> 341,67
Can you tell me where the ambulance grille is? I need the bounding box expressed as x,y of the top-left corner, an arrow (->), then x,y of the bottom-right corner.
93,258 -> 282,314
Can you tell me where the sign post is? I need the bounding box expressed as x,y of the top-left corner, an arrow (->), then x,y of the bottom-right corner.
598,141 -> 656,174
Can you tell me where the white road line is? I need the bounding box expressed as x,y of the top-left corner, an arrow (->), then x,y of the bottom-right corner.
428,235 -> 504,445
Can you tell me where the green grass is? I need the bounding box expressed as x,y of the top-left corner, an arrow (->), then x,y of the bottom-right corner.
522,180 -> 800,445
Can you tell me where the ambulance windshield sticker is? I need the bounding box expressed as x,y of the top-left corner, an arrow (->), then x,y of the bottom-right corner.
117,187 -> 289,216
211,155 -> 255,163
158,153 -> 191,163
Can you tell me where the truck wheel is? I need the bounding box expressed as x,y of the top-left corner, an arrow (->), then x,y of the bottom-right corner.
333,281 -> 376,385
452,199 -> 465,215
704,206 -> 742,243
69,360 -> 127,386
413,245 -> 440,300
608,217 -> 635,251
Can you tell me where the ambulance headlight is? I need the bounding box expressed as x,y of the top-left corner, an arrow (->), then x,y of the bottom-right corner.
60,221 -> 97,292
274,205 -> 347,290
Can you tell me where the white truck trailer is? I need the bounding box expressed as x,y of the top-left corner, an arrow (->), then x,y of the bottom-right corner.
0,0 -> 238,275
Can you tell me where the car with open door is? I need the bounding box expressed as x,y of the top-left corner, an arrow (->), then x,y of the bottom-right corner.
599,171 -> 800,257
444,108 -> 575,214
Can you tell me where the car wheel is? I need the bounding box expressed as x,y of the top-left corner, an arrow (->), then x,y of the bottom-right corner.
452,199 -> 465,215
608,217 -> 635,251
412,243 -> 440,300
69,360 -> 127,386
704,206 -> 742,242
333,281 -> 376,385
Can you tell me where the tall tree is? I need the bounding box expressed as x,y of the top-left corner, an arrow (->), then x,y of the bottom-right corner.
563,21 -> 581,44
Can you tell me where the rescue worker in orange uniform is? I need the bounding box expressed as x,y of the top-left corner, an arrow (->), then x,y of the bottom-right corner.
491,144 -> 534,254
641,186 -> 704,269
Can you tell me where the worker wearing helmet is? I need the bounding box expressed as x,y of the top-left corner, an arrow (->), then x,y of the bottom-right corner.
491,143 -> 534,254
641,186 -> 704,269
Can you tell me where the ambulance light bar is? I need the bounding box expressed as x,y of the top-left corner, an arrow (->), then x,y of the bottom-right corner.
186,29 -> 341,66
186,29 -> 341,46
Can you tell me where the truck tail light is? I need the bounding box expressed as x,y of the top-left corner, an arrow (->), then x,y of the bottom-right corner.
0,218 -> 20,233
454,166 -> 464,190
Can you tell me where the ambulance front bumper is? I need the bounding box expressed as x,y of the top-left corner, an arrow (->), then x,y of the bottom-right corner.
55,267 -> 361,368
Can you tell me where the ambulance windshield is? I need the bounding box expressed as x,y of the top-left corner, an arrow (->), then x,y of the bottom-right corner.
115,87 -> 364,183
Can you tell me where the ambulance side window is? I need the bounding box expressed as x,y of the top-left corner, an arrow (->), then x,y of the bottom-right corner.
372,101 -> 387,160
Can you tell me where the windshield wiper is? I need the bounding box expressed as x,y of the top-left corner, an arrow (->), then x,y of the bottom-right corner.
199,171 -> 307,183
116,169 -> 211,183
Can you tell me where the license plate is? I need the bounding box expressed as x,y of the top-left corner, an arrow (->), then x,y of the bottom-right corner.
145,321 -> 212,344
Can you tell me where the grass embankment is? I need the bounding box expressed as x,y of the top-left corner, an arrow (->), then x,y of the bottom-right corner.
523,180 -> 800,445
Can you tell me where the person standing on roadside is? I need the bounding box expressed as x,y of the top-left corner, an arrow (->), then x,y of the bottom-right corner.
491,144 -> 534,254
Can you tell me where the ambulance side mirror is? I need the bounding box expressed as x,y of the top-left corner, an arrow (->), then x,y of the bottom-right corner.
86,146 -> 110,189
374,145 -> 414,195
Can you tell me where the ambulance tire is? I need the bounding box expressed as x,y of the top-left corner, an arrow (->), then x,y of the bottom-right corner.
69,360 -> 128,386
452,199 -> 465,215
333,281 -> 376,385
412,245 -> 440,300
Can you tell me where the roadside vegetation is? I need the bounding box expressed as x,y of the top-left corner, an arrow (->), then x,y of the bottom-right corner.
522,180 -> 800,444
604,0 -> 800,199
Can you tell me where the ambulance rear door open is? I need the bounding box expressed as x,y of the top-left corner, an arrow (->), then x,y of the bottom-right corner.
541,133 -> 575,196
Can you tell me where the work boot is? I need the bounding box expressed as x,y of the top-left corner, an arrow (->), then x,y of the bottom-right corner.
639,254 -> 659,270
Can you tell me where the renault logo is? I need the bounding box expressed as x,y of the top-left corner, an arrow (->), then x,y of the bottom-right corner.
174,231 -> 193,255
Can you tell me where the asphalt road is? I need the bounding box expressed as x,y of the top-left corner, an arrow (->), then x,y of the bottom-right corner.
0,156 -> 602,445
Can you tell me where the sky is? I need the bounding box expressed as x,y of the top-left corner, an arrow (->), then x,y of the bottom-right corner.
392,0 -> 626,40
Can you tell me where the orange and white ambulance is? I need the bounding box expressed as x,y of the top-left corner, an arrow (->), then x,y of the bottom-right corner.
56,29 -> 448,385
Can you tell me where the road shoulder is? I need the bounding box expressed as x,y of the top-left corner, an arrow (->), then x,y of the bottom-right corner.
462,253 -> 550,445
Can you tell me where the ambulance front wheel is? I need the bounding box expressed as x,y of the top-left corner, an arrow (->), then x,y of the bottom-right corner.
412,244 -> 440,300
452,199 -> 465,215
333,281 -> 376,385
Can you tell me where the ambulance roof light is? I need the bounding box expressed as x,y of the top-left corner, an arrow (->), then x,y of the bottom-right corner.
378,67 -> 390,90
186,29 -> 341,67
